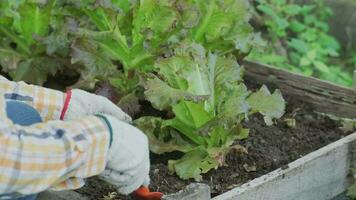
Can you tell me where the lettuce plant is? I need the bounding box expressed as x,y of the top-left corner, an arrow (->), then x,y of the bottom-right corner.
69,0 -> 260,89
0,0 -> 286,181
136,44 -> 285,181
0,0 -> 73,85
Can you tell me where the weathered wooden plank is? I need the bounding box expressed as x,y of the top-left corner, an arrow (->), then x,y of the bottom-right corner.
38,190 -> 89,200
163,183 -> 211,200
243,60 -> 356,118
213,132 -> 356,200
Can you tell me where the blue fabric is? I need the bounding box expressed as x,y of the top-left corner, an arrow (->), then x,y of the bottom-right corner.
6,101 -> 42,126
5,101 -> 41,200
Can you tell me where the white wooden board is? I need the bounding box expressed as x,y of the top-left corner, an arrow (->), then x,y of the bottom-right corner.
213,132 -> 356,200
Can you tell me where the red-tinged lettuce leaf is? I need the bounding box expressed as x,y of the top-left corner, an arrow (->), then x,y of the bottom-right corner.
71,38 -> 117,89
95,81 -> 122,103
77,0 -> 178,70
42,18 -> 74,56
247,85 -> 286,126
0,0 -> 72,85
168,146 -> 219,181
10,57 -> 60,85
0,47 -> 25,71
117,93 -> 141,118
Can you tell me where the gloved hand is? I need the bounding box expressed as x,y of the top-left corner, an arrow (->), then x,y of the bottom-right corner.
63,89 -> 131,122
99,115 -> 150,194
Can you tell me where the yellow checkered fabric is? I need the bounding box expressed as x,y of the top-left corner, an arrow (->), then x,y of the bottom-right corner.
0,76 -> 110,198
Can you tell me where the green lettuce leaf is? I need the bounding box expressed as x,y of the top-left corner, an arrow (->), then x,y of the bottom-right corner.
18,0 -> 55,45
145,77 -> 208,110
168,147 -> 219,181
163,101 -> 213,145
0,0 -> 71,85
140,44 -> 285,180
247,85 -> 286,125
182,0 -> 254,54
135,116 -> 194,154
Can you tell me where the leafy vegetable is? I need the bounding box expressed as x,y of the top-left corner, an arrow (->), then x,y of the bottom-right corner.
248,0 -> 353,86
247,85 -> 285,126
0,0 -> 287,181
69,0 -> 258,87
0,0 -> 71,85
136,44 -> 285,180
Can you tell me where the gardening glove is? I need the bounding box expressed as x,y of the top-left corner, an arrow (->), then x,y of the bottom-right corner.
62,89 -> 131,122
99,115 -> 150,195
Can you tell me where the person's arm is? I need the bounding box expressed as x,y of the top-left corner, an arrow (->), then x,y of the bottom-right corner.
0,114 -> 110,196
0,75 -> 131,122
0,76 -> 149,195
0,75 -> 65,121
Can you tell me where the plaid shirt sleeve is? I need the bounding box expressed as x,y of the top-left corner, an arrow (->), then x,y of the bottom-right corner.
0,76 -> 110,196
0,76 -> 65,122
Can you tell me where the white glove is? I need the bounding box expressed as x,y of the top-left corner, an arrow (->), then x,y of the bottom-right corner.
64,89 -> 131,122
99,115 -> 150,194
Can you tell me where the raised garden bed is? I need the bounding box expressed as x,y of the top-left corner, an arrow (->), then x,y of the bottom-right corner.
38,61 -> 356,200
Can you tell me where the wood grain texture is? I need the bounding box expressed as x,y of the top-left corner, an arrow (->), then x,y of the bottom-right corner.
243,60 -> 356,118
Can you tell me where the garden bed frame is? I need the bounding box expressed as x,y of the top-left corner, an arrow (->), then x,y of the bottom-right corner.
38,61 -> 356,200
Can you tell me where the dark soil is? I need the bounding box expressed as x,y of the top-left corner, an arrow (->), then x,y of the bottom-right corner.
76,92 -> 351,200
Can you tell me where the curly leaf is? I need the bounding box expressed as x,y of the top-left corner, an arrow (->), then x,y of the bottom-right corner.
184,0 -> 253,53
132,0 -> 178,47
155,53 -> 210,96
18,0 -> 55,44
71,39 -> 117,89
216,83 -> 250,120
168,147 -> 219,181
247,85 -> 285,125
0,47 -> 25,71
11,57 -> 60,85
145,77 -> 208,110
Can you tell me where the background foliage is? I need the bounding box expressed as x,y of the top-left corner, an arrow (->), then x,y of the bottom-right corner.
248,0 -> 354,86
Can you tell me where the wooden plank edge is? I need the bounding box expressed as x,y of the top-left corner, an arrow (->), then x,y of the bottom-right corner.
243,60 -> 356,118
212,132 -> 356,200
38,190 -> 89,200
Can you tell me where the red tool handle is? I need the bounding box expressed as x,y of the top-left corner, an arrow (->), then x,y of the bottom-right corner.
133,186 -> 164,200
